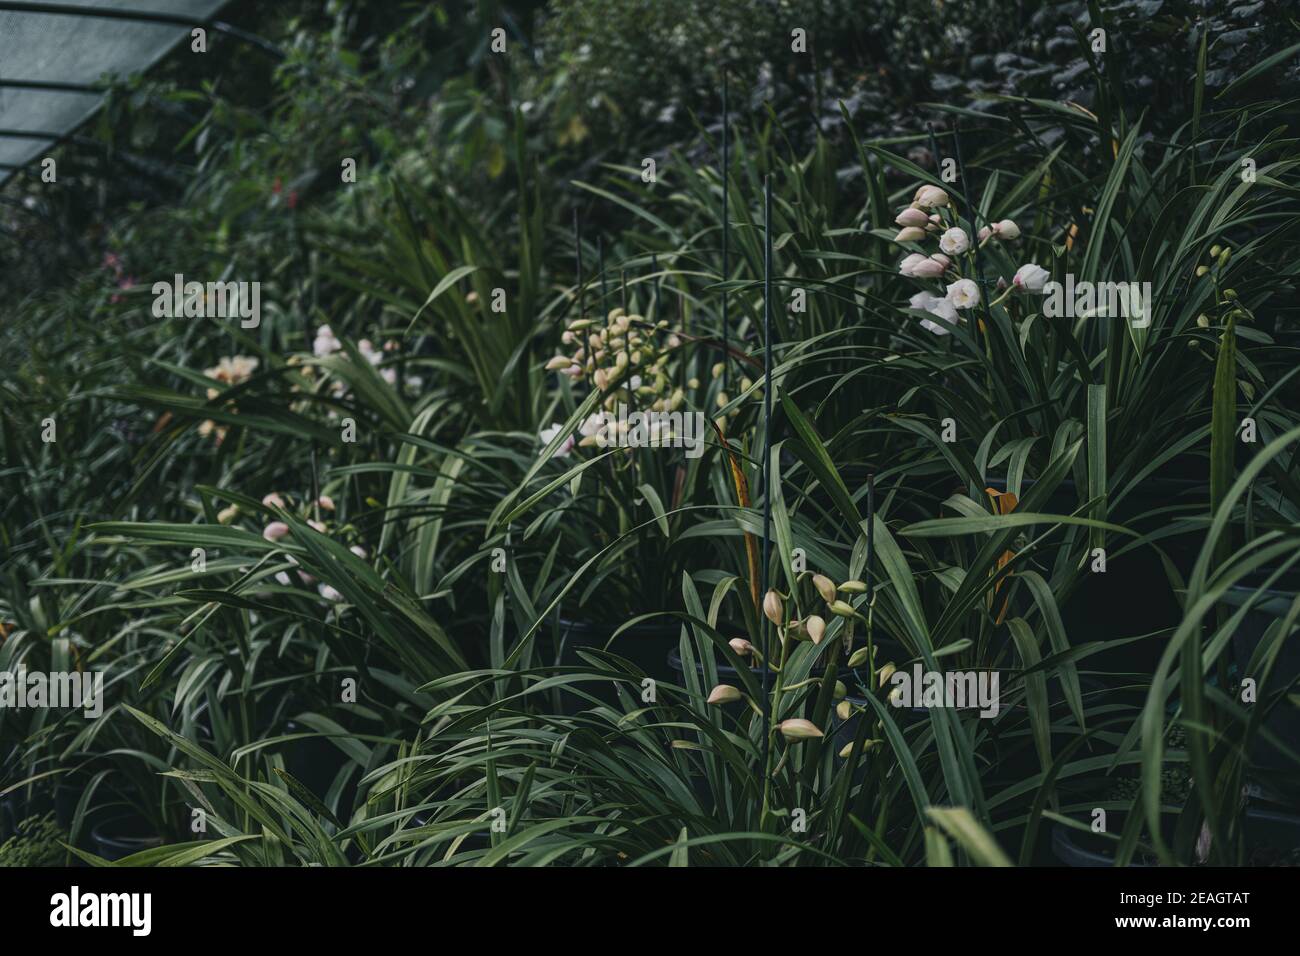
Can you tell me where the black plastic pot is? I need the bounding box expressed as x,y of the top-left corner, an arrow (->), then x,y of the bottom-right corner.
284,719 -> 352,802
985,473 -> 1204,676
55,779 -> 114,852
1052,807 -> 1300,867
551,617 -> 683,711
90,816 -> 164,862
0,794 -> 18,841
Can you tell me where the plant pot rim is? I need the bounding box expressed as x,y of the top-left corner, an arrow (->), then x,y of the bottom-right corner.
90,815 -> 163,845
557,615 -> 686,637
1051,806 -> 1300,867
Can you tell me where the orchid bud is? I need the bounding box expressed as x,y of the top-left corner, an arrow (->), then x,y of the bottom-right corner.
834,680 -> 847,699
841,739 -> 881,757
261,493 -> 286,509
806,615 -> 826,645
894,226 -> 927,243
878,662 -> 897,685
913,185 -> 949,209
729,638 -> 755,656
1012,263 -> 1050,292
217,504 -> 239,525
938,227 -> 969,255
545,355 -> 573,370
994,219 -> 1020,240
836,699 -> 854,721
779,718 -> 824,741
707,684 -> 742,705
263,521 -> 290,542
763,590 -> 784,626
898,253 -> 928,277
812,574 -> 837,604
829,600 -> 856,618
978,226 -> 992,242
840,580 -> 867,594
847,646 -> 871,668
711,362 -> 725,379
894,207 -> 929,228
910,256 -> 947,279
317,495 -> 335,511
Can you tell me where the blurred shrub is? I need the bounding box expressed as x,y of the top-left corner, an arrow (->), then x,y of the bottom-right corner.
0,814 -> 65,867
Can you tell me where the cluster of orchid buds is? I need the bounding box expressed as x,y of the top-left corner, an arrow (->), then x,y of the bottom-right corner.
217,491 -> 365,604
199,355 -> 260,443
708,361 -> 755,418
311,324 -> 419,395
548,307 -> 684,409
1195,244 -> 1245,332
703,572 -> 895,758
892,182 -> 1048,334
538,307 -> 693,457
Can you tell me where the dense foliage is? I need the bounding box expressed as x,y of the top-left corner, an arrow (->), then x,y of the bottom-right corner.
2,0 -> 1298,867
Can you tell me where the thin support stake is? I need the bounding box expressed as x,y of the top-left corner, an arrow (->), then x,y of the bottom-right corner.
575,209 -> 593,386
721,72 -> 731,393
598,235 -> 611,345
760,172 -> 774,775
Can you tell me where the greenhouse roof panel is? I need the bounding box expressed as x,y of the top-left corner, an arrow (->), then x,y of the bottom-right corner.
0,0 -> 229,184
